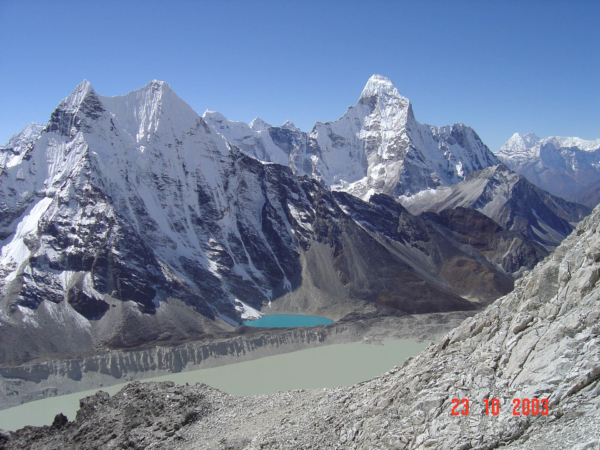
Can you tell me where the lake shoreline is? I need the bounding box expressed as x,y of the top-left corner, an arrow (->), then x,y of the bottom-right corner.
0,339 -> 431,431
0,311 -> 475,413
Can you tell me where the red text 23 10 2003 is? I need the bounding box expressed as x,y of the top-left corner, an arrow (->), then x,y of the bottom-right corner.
450,398 -> 549,416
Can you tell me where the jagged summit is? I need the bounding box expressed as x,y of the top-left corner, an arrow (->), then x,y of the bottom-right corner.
197,74 -> 498,198
401,163 -> 590,249
499,132 -> 540,155
203,109 -> 226,121
202,111 -> 287,164
44,76 -> 500,201
61,79 -> 95,110
500,133 -> 600,155
97,80 -> 200,144
498,132 -> 600,200
46,79 -> 200,148
148,79 -> 170,89
0,79 -> 543,367
359,74 -> 403,100
546,135 -> 600,150
522,131 -> 540,141
0,122 -> 45,170
511,131 -> 539,141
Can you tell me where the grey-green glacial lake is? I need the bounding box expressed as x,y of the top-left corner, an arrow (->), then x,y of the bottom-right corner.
0,339 -> 429,431
242,314 -> 334,327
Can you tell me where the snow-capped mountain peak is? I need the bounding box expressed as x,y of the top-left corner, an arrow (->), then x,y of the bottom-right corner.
97,80 -> 201,145
545,136 -> 600,151
305,75 -> 498,197
203,109 -> 226,122
64,80 -> 94,108
280,120 -> 299,132
359,74 -> 403,100
0,78 -> 568,366
522,131 -> 540,144
198,74 -> 499,199
356,74 -> 412,123
502,132 -> 540,151
249,117 -> 271,131
0,122 -> 45,170
496,132 -> 542,167
498,133 -> 600,201
2,123 -> 44,148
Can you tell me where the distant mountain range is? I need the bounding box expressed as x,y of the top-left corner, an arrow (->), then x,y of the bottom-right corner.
204,74 -> 500,199
498,132 -> 600,208
0,76 -> 587,363
401,164 -> 590,249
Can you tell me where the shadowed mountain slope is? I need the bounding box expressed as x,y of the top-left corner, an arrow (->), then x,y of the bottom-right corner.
402,164 -> 590,249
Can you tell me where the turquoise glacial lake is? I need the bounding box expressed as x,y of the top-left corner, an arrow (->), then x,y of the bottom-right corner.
242,314 -> 334,328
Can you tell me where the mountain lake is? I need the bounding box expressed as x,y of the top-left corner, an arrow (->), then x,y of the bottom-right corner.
0,339 -> 429,431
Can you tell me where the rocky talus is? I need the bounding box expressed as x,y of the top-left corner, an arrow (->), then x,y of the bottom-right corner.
4,204 -> 600,449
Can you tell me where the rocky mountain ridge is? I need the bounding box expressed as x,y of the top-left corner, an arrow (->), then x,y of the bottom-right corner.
4,176 -> 600,450
205,78 -> 589,252
401,164 -> 590,249
204,74 -> 500,199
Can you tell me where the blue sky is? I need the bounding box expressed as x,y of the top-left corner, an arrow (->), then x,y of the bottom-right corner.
1,0 -> 598,151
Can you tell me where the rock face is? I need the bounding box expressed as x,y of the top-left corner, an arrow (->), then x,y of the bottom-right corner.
1,382 -> 214,449
330,192 -> 516,305
1,80 -> 530,366
204,75 -> 500,199
498,132 -> 600,203
421,207 -> 549,278
4,201 -> 600,449
402,164 -> 591,249
0,123 -> 45,241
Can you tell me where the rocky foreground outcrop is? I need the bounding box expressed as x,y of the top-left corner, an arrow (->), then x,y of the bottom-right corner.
3,205 -> 600,449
